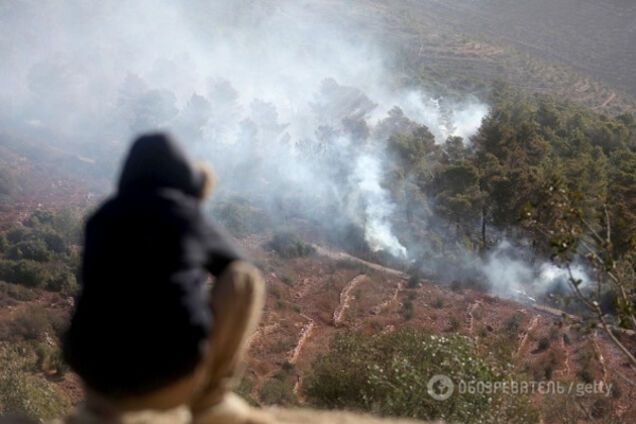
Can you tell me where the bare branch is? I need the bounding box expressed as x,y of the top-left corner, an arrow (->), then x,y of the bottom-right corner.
565,265 -> 636,376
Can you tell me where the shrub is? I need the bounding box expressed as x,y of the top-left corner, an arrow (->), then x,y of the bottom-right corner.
46,270 -> 78,296
504,313 -> 524,335
0,234 -> 7,253
447,316 -> 461,332
34,344 -> 68,377
304,329 -> 539,423
401,299 -> 413,320
24,209 -> 82,244
0,260 -> 49,288
536,337 -> 551,353
450,280 -> 463,292
7,240 -> 52,262
0,281 -> 38,302
267,232 -> 315,259
280,275 -> 294,286
432,297 -> 445,309
6,228 -> 28,244
235,375 -> 257,406
577,368 -> 594,384
259,378 -> 296,406
10,306 -> 50,341
407,273 -> 421,289
41,231 -> 67,254
590,398 -> 611,419
0,345 -> 70,420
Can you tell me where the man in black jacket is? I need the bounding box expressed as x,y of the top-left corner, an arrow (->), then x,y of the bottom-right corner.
63,133 -> 265,423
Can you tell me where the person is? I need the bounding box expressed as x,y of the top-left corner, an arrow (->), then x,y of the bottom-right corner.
62,133 -> 267,423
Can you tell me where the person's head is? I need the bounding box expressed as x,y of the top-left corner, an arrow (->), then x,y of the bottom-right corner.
118,132 -> 214,200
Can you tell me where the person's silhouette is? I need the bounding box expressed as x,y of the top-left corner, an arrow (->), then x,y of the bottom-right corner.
63,133 -> 266,423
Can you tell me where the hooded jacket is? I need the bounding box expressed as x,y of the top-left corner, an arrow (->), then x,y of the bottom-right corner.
64,133 -> 242,396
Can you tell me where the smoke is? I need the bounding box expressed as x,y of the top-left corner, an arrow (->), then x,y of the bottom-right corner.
350,154 -> 407,258
0,0 -> 488,258
0,0 -> 600,306
480,241 -> 591,302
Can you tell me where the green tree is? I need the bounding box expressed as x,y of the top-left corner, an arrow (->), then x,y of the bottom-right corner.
7,239 -> 52,262
608,147 -> 636,255
432,160 -> 483,237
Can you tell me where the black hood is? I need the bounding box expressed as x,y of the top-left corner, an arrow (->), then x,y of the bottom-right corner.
118,133 -> 205,197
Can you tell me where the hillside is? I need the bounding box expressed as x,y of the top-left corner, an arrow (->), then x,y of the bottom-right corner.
1,225 -> 635,421
237,235 -> 636,421
292,0 -> 636,115
1,1 -> 635,422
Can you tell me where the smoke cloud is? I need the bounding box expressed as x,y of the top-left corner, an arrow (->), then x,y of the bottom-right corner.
0,0 -> 598,306
2,0 -> 587,303
480,241 -> 591,302
0,0 -> 488,258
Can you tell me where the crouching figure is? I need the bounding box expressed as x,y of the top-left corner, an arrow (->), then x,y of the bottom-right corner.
62,133 -> 268,424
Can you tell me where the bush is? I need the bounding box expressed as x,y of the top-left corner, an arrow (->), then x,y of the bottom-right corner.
450,280 -> 463,292
46,270 -> 78,295
41,231 -> 67,254
0,260 -> 49,288
34,344 -> 68,377
0,234 -> 7,253
6,228 -> 28,244
0,281 -> 38,302
432,297 -> 445,309
24,209 -> 82,244
259,378 -> 296,406
7,240 -> 52,262
235,375 -> 258,406
9,306 -> 50,341
401,299 -> 414,320
267,232 -> 315,259
536,337 -> 551,353
407,272 -> 421,289
0,345 -> 70,420
304,329 -> 539,423
504,313 -> 524,335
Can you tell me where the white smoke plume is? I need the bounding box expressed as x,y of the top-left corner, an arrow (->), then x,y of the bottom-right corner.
350,154 -> 407,258
481,241 -> 591,302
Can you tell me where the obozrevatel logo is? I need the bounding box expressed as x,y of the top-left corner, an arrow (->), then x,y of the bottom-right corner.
427,374 -> 454,401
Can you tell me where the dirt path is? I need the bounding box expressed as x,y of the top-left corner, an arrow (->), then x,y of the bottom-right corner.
554,328 -> 572,378
591,330 -> 610,385
293,375 -> 304,401
247,322 -> 280,349
333,274 -> 367,326
515,315 -> 539,359
466,300 -> 482,335
313,245 -> 407,279
533,304 -> 580,322
598,91 -> 616,108
288,315 -> 316,365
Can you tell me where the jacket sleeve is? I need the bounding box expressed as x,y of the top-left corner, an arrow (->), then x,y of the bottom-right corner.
199,216 -> 244,277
